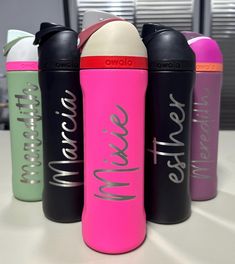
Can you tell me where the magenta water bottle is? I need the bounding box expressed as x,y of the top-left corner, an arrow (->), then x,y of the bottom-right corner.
183,32 -> 223,200
79,16 -> 148,253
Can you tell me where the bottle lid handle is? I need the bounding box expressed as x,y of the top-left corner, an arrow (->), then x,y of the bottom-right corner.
34,22 -> 73,45
78,17 -> 124,50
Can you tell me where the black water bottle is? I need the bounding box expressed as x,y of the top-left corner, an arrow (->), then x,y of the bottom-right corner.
142,24 -> 195,224
34,23 -> 83,223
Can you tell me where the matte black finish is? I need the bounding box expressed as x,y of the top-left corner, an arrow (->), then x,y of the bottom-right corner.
35,23 -> 83,223
142,24 -> 195,71
145,71 -> 193,224
34,22 -> 79,71
142,24 -> 195,224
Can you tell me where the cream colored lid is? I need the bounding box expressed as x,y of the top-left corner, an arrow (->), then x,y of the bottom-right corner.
81,21 -> 147,58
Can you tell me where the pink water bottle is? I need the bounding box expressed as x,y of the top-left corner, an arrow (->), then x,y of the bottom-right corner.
183,32 -> 223,200
80,19 -> 148,253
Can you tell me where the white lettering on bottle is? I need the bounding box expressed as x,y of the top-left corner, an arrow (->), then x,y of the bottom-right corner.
15,82 -> 42,184
147,94 -> 186,184
191,87 -> 212,179
49,90 -> 83,187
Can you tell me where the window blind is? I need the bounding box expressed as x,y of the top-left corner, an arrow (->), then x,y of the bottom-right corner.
211,0 -> 235,129
77,0 -> 195,32
77,0 -> 135,31
135,0 -> 195,32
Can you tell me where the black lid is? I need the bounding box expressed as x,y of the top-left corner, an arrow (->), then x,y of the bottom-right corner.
142,24 -> 195,71
34,22 -> 79,70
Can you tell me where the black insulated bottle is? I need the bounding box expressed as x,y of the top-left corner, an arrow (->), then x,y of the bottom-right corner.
142,24 -> 195,224
34,23 -> 83,223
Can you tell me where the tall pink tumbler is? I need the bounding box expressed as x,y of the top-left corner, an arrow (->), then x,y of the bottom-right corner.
183,32 -> 223,200
80,20 -> 148,253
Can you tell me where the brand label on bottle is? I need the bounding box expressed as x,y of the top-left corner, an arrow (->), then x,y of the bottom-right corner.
55,61 -> 79,69
147,94 -> 186,183
80,56 -> 148,69
49,90 -> 83,187
15,82 -> 42,184
191,87 -> 212,179
105,58 -> 133,67
94,105 -> 138,201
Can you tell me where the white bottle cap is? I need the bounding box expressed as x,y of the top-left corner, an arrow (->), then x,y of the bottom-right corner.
4,30 -> 38,62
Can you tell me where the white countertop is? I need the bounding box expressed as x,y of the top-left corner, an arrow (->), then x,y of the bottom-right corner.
0,131 -> 235,264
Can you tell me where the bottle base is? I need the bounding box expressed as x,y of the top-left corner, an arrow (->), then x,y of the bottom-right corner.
147,212 -> 191,225
44,213 -> 81,223
191,192 -> 217,201
83,234 -> 146,255
14,194 -> 42,202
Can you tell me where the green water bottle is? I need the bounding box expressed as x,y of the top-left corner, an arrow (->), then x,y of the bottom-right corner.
4,30 -> 43,201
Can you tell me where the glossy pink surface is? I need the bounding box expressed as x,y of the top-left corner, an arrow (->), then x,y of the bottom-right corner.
182,32 -> 223,64
190,38 -> 223,63
81,69 -> 147,253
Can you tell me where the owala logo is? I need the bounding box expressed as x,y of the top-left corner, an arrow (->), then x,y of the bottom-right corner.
105,58 -> 133,67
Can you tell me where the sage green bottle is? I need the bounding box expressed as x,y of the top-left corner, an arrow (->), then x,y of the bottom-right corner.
4,30 -> 43,201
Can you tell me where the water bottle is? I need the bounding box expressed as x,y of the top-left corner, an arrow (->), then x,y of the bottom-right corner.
183,32 -> 223,201
142,24 -> 195,224
80,19 -> 148,253
4,30 -> 43,201
34,23 -> 83,222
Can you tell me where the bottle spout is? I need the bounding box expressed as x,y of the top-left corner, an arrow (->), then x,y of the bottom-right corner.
34,22 -> 72,45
